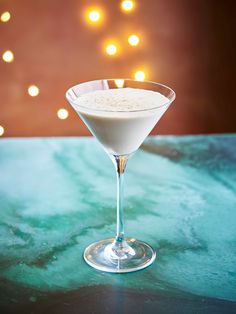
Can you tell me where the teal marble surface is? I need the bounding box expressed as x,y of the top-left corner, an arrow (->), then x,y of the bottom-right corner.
0,135 -> 236,313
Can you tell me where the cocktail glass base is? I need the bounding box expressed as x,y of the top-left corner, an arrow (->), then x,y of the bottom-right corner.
84,237 -> 156,273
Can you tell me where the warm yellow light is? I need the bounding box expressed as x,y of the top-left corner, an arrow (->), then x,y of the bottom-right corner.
106,44 -> 117,56
85,8 -> 104,25
28,85 -> 39,97
128,34 -> 140,46
134,70 -> 146,81
2,50 -> 14,63
88,10 -> 100,22
0,125 -> 4,136
114,79 -> 125,88
57,108 -> 69,120
1,11 -> 11,22
121,0 -> 135,12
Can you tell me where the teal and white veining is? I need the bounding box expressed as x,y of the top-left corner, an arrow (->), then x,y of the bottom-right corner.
0,135 -> 236,301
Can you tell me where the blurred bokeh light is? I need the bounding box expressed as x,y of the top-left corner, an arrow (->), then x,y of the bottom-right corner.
134,70 -> 146,81
88,10 -> 100,23
1,11 -> 11,23
57,108 -> 69,120
121,0 -> 135,12
128,34 -> 140,46
2,50 -> 14,63
105,43 -> 118,56
28,85 -> 39,97
0,126 -> 4,136
84,7 -> 104,26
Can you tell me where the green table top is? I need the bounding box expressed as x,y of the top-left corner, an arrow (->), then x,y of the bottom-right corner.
0,135 -> 236,313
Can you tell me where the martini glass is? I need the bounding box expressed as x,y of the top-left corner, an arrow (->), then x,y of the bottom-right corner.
66,79 -> 175,273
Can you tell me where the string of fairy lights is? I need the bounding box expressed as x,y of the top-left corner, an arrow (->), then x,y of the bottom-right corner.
0,0 -> 147,137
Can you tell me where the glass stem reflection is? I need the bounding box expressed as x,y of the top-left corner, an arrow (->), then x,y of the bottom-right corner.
106,154 -> 136,261
115,155 -> 127,242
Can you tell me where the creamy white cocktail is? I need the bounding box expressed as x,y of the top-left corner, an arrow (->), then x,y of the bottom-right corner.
66,79 -> 175,273
72,88 -> 169,155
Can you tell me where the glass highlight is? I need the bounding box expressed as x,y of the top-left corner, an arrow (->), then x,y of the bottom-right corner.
114,79 -> 125,88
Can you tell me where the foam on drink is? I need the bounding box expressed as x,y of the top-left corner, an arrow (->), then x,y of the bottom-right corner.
73,88 -> 169,155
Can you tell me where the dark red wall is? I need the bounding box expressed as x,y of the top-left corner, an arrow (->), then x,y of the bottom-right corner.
1,0 -> 235,136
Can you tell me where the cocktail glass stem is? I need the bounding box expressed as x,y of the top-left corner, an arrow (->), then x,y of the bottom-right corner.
114,155 -> 128,241
108,155 -> 135,260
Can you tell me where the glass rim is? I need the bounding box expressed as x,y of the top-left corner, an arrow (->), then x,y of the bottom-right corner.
66,78 -> 176,113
